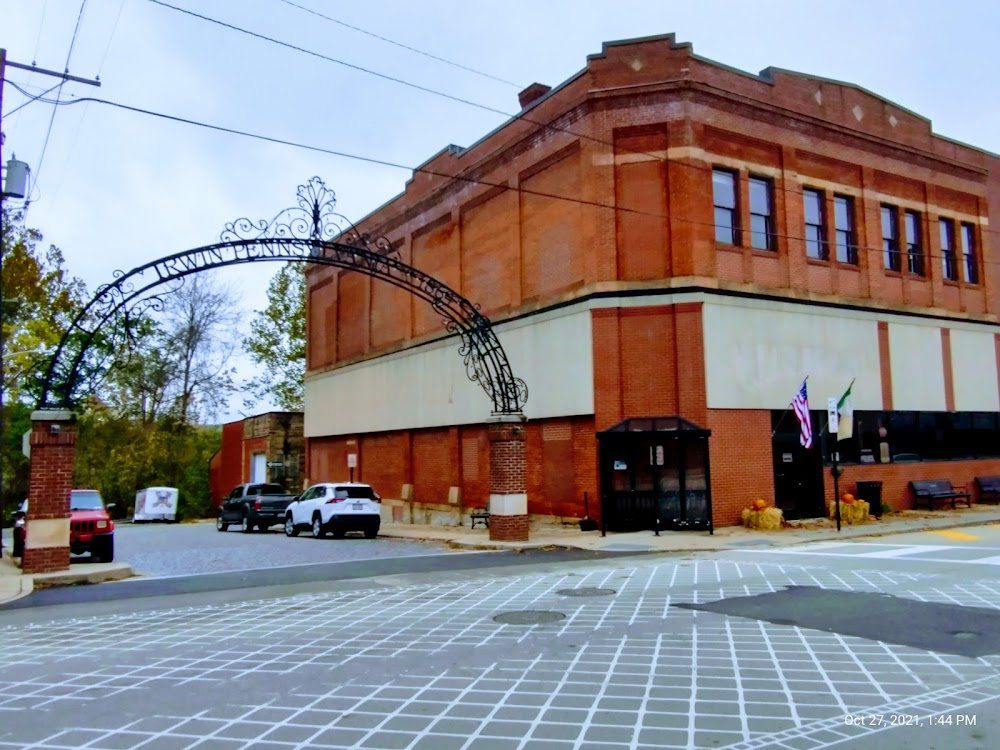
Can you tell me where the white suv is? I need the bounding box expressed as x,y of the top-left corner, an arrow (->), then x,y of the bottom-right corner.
284,483 -> 381,539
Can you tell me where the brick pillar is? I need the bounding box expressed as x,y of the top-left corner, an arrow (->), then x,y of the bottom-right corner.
22,410 -> 77,574
488,414 -> 529,542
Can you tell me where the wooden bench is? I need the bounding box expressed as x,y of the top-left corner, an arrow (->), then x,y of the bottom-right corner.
909,479 -> 971,511
469,508 -> 489,529
975,476 -> 1000,504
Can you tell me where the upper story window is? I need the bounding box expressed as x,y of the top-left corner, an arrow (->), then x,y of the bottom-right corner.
961,223 -> 979,284
881,205 -> 901,272
833,195 -> 857,265
749,176 -> 774,250
712,169 -> 739,245
904,210 -> 924,276
803,188 -> 827,260
940,218 -> 958,281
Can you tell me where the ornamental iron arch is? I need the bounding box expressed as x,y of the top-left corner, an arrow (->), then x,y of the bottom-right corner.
38,177 -> 528,414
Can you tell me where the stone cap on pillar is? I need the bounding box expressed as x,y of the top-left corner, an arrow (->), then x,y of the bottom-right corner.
487,413 -> 527,425
30,410 -> 76,422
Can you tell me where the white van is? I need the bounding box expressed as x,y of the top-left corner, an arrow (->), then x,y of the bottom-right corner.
133,486 -> 179,522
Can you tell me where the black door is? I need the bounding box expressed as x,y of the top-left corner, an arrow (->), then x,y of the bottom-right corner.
771,410 -> 824,520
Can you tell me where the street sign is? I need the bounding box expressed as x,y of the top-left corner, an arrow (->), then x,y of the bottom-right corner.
22,430 -> 31,458
267,461 -> 283,468
347,453 -> 358,468
827,397 -> 839,434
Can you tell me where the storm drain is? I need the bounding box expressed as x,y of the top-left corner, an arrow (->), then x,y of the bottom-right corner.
556,587 -> 617,597
493,610 -> 566,625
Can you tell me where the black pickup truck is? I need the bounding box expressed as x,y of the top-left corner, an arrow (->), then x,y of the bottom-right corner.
217,483 -> 300,533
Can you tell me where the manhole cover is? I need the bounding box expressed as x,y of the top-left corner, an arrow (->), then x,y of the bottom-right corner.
493,610 -> 566,625
556,587 -> 617,597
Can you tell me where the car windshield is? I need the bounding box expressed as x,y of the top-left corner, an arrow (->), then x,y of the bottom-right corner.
70,490 -> 105,510
249,484 -> 286,495
333,486 -> 378,500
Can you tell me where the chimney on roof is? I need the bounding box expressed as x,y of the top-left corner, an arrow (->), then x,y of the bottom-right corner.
518,82 -> 551,109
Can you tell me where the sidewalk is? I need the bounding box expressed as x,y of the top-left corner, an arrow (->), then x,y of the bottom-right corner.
2,505 -> 999,607
376,504 -> 1000,552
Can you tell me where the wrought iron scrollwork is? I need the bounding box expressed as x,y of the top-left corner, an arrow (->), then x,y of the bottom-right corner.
39,178 -> 527,415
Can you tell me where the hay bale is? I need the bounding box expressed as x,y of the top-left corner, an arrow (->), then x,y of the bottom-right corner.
742,506 -> 783,530
827,499 -> 870,524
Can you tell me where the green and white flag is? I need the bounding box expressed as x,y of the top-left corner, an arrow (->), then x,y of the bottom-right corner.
837,379 -> 855,441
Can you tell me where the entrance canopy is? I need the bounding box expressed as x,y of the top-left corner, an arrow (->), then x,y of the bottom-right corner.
597,416 -> 713,534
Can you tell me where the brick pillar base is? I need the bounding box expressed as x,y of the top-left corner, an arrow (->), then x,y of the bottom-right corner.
23,410 -> 77,575
488,414 -> 529,542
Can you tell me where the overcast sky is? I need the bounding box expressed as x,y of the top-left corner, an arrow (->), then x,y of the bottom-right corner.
4,0 -> 999,421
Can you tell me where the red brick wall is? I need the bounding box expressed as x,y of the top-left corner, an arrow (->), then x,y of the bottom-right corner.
830,459 -> 1000,510
412,217 -> 460,337
412,427 -> 459,504
707,409 -> 775,527
460,189 -> 519,317
359,431 -> 409,499
614,127 -> 670,281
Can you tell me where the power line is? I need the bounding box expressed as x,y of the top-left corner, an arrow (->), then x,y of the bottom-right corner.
146,0 -> 510,118
274,0 -> 520,87
31,0 -> 90,202
9,80 -> 1000,274
96,0 -> 127,77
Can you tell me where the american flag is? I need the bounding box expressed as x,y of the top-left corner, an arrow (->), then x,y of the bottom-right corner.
791,379 -> 813,448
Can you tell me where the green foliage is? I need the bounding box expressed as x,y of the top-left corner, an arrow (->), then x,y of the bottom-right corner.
1,205 -> 87,403
243,263 -> 305,411
75,402 -> 221,520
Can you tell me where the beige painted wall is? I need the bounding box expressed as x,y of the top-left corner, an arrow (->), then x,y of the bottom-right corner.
304,308 -> 594,437
888,322 -> 947,411
950,329 -> 1000,411
703,299 -> 882,410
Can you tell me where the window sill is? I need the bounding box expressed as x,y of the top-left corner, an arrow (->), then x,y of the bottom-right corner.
805,257 -> 831,267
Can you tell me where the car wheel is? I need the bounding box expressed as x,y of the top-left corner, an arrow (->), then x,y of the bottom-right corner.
97,536 -> 115,563
284,514 -> 299,537
216,514 -> 229,532
332,527 -> 346,539
241,512 -> 253,534
312,515 -> 326,538
364,525 -> 379,539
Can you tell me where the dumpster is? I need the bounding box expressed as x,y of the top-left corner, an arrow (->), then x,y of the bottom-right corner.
856,480 -> 883,517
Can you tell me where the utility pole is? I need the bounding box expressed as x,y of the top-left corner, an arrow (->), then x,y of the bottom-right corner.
0,49 -> 101,550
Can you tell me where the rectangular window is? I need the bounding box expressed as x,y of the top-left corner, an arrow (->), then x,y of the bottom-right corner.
833,195 -> 857,264
904,210 -> 924,276
881,205 -> 901,272
749,176 -> 774,250
940,218 -> 958,281
961,223 -> 978,284
803,188 -> 827,260
712,169 -> 738,245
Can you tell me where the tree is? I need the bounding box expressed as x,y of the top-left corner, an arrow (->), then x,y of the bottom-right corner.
243,263 -> 305,411
1,206 -> 86,403
1,206 -> 87,508
159,275 -> 242,426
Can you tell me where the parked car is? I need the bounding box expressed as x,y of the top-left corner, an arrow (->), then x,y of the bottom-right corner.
284,483 -> 381,539
217,483 -> 300,533
13,490 -> 116,562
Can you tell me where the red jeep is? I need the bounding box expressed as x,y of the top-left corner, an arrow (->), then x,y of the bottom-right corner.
12,489 -> 115,563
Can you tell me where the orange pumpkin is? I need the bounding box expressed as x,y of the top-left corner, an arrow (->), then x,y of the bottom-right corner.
751,498 -> 767,511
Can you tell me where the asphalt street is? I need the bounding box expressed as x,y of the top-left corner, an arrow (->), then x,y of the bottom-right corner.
2,524 -> 1000,749
116,521 -> 455,578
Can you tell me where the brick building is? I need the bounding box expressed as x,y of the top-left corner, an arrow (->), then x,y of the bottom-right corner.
303,34 -> 1000,528
208,412 -> 305,509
